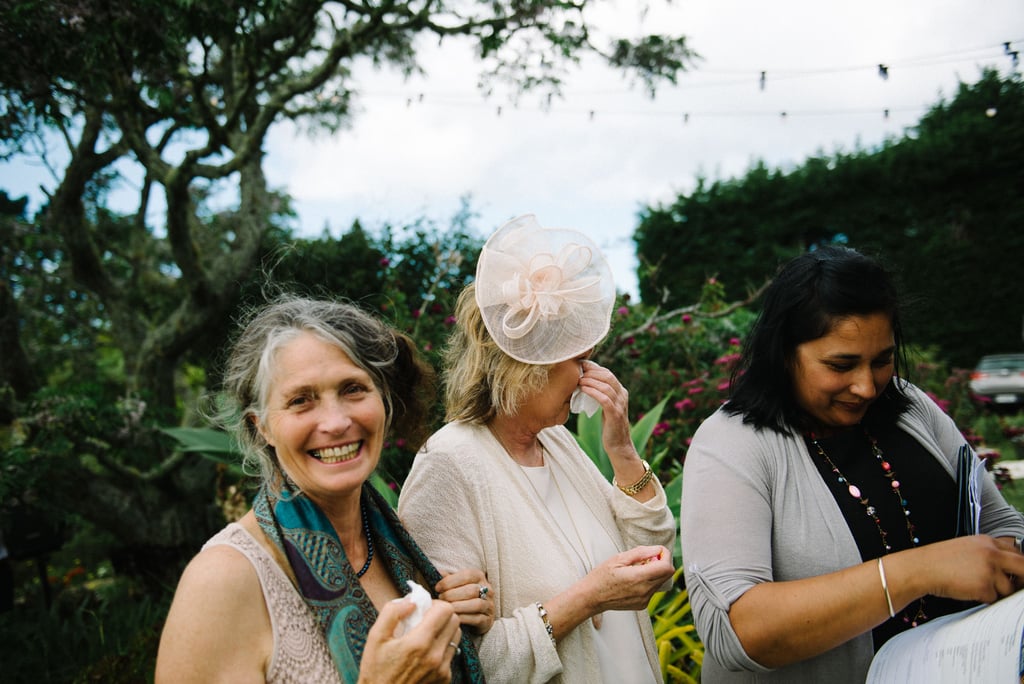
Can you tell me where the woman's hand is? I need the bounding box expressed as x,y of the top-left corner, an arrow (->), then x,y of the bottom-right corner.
578,360 -> 658,499
577,360 -> 635,458
358,598 -> 463,684
435,568 -> 495,634
541,545 -> 674,641
584,545 -> 674,613
896,534 -> 1024,604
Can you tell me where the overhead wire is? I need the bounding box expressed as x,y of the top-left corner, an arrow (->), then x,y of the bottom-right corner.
353,39 -> 1022,122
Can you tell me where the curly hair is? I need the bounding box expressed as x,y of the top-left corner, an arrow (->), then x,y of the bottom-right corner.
211,295 -> 436,483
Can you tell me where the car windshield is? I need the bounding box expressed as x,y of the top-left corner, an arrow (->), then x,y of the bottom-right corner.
977,355 -> 1024,371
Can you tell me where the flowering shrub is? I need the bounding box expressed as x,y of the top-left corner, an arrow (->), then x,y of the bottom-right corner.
597,283 -> 757,482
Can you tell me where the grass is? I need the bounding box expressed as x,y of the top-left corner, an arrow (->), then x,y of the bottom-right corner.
997,466 -> 1024,515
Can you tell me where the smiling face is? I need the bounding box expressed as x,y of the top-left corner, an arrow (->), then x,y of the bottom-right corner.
254,331 -> 386,507
789,312 -> 896,434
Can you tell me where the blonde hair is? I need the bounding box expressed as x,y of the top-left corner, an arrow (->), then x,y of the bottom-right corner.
444,285 -> 550,423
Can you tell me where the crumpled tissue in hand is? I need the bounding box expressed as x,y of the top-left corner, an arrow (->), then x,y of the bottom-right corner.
570,388 -> 600,417
395,579 -> 433,636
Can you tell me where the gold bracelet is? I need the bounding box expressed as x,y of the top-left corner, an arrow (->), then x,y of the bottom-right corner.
613,460 -> 655,496
536,602 -> 556,645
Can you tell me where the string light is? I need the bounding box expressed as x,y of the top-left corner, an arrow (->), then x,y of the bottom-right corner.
362,39 -> 1020,124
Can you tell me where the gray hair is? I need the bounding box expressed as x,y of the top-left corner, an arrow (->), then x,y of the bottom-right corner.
214,295 -> 434,483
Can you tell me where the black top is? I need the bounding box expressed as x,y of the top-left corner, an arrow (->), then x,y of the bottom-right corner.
805,419 -> 975,650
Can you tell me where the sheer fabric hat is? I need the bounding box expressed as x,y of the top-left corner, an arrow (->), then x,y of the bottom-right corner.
475,214 -> 615,364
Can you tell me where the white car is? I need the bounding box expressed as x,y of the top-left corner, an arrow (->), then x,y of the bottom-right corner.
969,354 -> 1024,407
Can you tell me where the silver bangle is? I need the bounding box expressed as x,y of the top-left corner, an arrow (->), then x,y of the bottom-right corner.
877,557 -> 896,619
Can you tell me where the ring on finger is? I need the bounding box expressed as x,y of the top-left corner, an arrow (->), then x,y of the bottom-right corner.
1015,536 -> 1023,553
478,584 -> 489,600
448,641 -> 462,656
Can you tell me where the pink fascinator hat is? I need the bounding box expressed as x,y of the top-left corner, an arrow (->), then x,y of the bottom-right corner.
475,214 -> 616,364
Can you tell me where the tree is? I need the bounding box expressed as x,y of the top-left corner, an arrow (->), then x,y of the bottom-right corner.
0,0 -> 698,581
634,69 -> 1024,367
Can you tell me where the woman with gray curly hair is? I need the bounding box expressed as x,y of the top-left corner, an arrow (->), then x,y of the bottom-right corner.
157,296 -> 490,683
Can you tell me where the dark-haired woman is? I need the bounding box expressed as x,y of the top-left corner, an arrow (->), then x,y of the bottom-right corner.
680,246 -> 1024,683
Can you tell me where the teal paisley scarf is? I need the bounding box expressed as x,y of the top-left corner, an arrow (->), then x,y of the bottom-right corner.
254,477 -> 483,683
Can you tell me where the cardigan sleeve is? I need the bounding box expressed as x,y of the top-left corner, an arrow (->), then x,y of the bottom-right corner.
398,431 -> 563,684
900,383 -> 1024,538
679,410 -> 775,673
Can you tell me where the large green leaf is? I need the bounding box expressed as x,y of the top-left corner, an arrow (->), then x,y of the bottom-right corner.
663,471 -> 684,568
630,395 -> 670,456
161,426 -> 245,476
371,472 -> 399,507
160,426 -> 239,455
574,407 -> 612,480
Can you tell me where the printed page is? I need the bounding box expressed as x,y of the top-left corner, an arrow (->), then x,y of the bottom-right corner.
866,591 -> 1024,683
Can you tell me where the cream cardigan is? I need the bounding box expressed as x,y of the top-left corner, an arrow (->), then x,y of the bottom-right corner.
398,421 -> 675,684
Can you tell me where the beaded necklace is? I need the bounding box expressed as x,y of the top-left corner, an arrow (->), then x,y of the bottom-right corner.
807,427 -> 928,627
355,504 -> 374,578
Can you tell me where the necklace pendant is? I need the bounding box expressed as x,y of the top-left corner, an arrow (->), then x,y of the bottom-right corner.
847,484 -> 861,498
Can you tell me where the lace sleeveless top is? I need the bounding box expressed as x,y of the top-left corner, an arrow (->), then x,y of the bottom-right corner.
204,524 -> 342,684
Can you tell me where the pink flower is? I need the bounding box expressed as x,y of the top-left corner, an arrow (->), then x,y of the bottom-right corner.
379,257 -> 391,267
617,306 -> 629,316
687,386 -> 704,395
681,314 -> 692,324
729,337 -> 741,347
444,315 -> 457,325
675,398 -> 696,411
717,380 -> 730,391
653,421 -> 670,436
412,309 -> 422,319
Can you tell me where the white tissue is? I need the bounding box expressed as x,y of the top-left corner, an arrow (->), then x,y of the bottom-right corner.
397,580 -> 432,635
570,388 -> 601,417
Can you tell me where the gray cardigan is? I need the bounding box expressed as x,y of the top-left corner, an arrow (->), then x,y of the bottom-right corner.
680,383 -> 1024,683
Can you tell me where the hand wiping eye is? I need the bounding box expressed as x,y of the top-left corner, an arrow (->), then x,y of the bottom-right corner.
571,362 -> 601,417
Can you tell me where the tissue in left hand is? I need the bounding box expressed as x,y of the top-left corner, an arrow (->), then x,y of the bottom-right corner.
570,388 -> 600,417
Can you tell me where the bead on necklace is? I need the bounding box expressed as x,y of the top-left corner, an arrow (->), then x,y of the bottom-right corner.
808,426 -> 927,627
355,504 -> 374,578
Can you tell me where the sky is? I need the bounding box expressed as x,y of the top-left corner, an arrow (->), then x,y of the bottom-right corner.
3,0 -> 1023,299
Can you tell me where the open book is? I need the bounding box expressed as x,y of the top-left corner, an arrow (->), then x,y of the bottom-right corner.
866,589 -> 1024,682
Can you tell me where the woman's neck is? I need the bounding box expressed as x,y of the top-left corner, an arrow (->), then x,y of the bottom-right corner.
310,489 -> 365,556
488,415 -> 544,467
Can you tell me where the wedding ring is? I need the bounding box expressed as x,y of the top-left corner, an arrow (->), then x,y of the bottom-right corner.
448,641 -> 462,655
478,584 -> 489,600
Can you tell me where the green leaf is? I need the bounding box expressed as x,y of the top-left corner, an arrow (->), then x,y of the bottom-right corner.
160,426 -> 238,454
630,395 -> 670,455
370,472 -> 398,507
663,471 -> 684,567
573,407 -> 612,480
